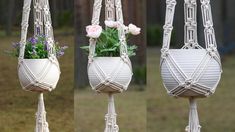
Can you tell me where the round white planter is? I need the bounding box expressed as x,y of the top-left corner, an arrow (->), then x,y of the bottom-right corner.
88,57 -> 133,93
161,49 -> 222,97
18,59 -> 61,92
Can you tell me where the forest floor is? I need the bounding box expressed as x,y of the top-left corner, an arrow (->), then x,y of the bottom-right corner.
147,47 -> 235,132
0,35 -> 74,132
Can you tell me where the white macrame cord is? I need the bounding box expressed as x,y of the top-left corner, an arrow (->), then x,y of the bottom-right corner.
18,0 -> 59,131
161,0 -> 222,132
88,0 -> 132,132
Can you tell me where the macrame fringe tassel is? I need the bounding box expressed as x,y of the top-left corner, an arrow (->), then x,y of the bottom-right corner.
35,93 -> 49,132
104,94 -> 119,132
185,98 -> 201,132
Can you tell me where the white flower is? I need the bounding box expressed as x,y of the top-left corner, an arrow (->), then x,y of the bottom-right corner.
86,25 -> 102,38
104,20 -> 118,28
128,24 -> 141,35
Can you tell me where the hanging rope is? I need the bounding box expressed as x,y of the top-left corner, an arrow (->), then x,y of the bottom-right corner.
161,0 -> 222,131
104,94 -> 119,132
161,0 -> 222,97
35,93 -> 50,132
18,0 -> 59,131
18,0 -> 60,92
185,98 -> 201,132
87,0 -> 133,131
88,0 -> 132,93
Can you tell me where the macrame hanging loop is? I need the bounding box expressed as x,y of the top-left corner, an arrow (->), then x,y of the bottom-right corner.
87,1 -> 133,132
161,0 -> 222,131
18,0 -> 59,131
161,0 -> 222,98
18,0 -> 60,92
88,0 -> 132,94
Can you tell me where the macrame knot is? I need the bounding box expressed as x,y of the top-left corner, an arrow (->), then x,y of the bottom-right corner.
207,46 -> 217,57
183,79 -> 193,89
88,57 -> 94,64
166,0 -> 177,6
163,25 -> 173,32
121,54 -> 129,63
104,77 -> 111,86
161,48 -> 169,59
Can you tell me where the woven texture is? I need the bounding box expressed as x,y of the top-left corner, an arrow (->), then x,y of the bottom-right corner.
161,49 -> 221,97
88,57 -> 132,93
160,0 -> 222,131
88,0 -> 132,93
18,59 -> 60,92
18,0 -> 60,92
18,0 -> 59,131
87,0 -> 131,132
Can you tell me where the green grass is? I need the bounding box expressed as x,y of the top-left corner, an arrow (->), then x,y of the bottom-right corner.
147,47 -> 235,132
75,88 -> 146,132
0,36 -> 74,131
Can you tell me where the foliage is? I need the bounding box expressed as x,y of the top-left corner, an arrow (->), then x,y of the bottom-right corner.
133,65 -> 146,90
6,35 -> 68,59
147,24 -> 162,47
133,66 -> 147,91
81,27 -> 138,57
57,10 -> 74,28
147,24 -> 177,47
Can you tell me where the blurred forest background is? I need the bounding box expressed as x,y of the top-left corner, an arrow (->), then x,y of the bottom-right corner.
147,0 -> 235,132
0,0 -> 74,36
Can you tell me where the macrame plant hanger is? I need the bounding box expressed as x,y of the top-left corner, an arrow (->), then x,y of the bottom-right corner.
19,0 -> 60,131
161,0 -> 222,132
88,0 -> 132,132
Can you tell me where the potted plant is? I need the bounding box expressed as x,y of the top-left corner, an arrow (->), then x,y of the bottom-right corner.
8,34 -> 67,92
81,20 -> 141,93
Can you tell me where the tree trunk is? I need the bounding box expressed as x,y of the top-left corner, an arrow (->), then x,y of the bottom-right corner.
74,0 -> 92,88
225,0 -> 235,44
5,0 -> 15,36
123,0 -> 146,66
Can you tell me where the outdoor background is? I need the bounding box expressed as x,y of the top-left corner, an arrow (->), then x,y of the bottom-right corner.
0,0 -> 147,132
74,0 -> 146,132
147,0 -> 235,132
1,0 -> 234,132
0,0 -> 74,131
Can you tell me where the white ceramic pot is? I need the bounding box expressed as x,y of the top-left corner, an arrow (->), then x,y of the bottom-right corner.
88,57 -> 133,93
161,49 -> 221,97
18,59 -> 61,92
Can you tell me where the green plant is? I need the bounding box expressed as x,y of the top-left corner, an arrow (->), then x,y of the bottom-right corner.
6,35 -> 68,59
147,25 -> 162,47
81,28 -> 137,57
81,21 -> 140,57
133,66 -> 146,85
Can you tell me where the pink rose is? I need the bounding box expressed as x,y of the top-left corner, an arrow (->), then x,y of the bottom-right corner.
86,25 -> 102,38
128,24 -> 141,35
104,20 -> 118,28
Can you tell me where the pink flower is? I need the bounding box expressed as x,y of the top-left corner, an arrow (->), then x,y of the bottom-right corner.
104,20 -> 118,28
128,24 -> 141,35
86,25 -> 102,38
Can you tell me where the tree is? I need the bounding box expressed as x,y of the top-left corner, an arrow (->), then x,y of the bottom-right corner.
74,0 -> 92,88
5,0 -> 15,36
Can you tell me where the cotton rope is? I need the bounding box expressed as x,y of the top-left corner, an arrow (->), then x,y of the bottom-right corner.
88,0 -> 131,93
19,0 -> 59,131
161,0 -> 222,132
88,0 -> 131,131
